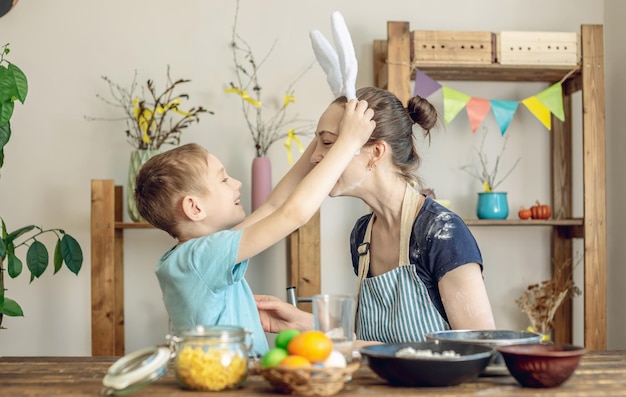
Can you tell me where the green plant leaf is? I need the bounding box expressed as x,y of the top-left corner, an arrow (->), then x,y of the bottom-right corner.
53,239 -> 62,274
0,101 -> 14,127
61,234 -> 83,275
0,118 -> 11,156
7,251 -> 22,278
26,240 -> 48,278
7,63 -> 28,103
0,62 -> 27,102
1,297 -> 24,317
5,224 -> 35,244
0,236 -> 5,258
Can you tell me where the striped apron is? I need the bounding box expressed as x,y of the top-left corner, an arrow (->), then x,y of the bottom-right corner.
355,184 -> 450,343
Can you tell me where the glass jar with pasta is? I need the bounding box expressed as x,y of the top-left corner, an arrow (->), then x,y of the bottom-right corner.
174,325 -> 251,391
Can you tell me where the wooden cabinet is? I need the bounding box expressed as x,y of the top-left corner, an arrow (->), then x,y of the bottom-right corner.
373,22 -> 606,349
90,179 -> 320,356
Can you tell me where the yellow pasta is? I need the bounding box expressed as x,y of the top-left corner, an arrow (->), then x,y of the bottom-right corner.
176,344 -> 248,391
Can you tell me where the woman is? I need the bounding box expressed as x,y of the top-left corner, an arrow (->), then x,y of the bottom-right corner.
256,87 -> 495,348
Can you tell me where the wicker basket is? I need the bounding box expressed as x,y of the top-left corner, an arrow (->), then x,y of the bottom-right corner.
257,362 -> 360,396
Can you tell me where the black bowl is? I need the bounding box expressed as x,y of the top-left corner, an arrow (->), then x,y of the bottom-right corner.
360,340 -> 495,387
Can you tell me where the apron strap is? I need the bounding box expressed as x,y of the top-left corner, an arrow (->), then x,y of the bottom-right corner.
399,184 -> 424,266
355,183 -> 425,299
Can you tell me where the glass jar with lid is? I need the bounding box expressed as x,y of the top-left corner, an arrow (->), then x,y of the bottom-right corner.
101,325 -> 252,395
174,325 -> 252,391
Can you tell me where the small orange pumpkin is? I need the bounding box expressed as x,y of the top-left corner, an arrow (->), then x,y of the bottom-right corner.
530,201 -> 551,220
518,207 -> 532,220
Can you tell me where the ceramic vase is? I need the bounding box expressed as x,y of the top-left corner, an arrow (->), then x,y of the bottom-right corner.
251,157 -> 272,212
477,192 -> 509,220
127,149 -> 159,222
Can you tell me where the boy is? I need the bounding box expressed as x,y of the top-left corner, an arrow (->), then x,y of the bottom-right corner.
134,99 -> 374,355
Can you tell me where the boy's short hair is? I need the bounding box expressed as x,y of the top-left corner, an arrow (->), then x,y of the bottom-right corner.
135,143 -> 210,238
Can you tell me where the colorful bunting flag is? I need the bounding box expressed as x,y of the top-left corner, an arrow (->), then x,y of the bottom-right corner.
535,83 -> 565,122
522,96 -> 552,130
466,97 -> 491,133
490,100 -> 519,135
442,87 -> 471,125
412,68 -> 566,133
413,69 -> 442,98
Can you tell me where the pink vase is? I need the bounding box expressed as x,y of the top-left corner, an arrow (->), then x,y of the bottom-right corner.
251,157 -> 272,211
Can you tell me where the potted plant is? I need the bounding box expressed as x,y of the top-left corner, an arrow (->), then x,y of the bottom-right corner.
0,43 -> 83,328
461,127 -> 521,219
86,66 -> 213,221
225,0 -> 314,210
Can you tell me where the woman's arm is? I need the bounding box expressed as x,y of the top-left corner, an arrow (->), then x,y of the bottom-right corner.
438,263 -> 496,330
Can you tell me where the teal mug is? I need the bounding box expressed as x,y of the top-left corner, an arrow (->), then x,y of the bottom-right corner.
477,192 -> 509,220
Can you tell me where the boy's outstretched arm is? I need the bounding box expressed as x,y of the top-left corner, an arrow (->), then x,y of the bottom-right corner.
235,99 -> 375,263
238,139 -> 317,228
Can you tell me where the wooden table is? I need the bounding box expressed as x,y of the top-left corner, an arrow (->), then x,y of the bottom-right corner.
1,351 -> 626,396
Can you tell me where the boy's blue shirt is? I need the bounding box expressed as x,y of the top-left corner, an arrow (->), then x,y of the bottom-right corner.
156,229 -> 269,355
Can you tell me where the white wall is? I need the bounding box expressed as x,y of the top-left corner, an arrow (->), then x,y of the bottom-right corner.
0,0 -> 611,356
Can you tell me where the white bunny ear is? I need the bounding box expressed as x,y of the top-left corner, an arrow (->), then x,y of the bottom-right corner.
309,11 -> 358,100
310,30 -> 343,99
331,11 -> 358,100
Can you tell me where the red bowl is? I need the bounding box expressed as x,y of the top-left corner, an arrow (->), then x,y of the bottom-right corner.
497,343 -> 586,388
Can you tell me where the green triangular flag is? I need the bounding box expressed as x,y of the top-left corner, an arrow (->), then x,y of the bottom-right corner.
442,86 -> 471,125
535,83 -> 565,122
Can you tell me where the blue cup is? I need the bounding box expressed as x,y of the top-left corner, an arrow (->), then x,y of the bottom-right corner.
477,192 -> 509,220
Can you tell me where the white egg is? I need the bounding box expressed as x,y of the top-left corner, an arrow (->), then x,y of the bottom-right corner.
323,350 -> 347,368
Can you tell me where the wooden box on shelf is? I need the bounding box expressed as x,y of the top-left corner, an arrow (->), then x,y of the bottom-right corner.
413,30 -> 495,64
496,31 -> 580,66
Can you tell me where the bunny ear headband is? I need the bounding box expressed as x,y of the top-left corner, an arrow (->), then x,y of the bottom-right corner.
309,11 -> 358,100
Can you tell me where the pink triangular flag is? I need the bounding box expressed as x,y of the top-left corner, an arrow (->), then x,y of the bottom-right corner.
466,97 -> 491,133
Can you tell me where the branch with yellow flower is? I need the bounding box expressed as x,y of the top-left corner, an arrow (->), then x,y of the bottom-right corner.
461,127 -> 521,192
226,0 -> 314,162
86,66 -> 213,150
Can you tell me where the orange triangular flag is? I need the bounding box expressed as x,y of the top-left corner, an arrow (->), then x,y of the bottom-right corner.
466,97 -> 491,133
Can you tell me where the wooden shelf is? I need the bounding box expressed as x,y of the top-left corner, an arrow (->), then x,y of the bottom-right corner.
374,22 -> 607,349
411,63 -> 580,82
464,218 -> 583,226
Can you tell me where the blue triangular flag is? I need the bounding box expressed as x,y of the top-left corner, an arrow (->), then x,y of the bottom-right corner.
490,100 -> 519,135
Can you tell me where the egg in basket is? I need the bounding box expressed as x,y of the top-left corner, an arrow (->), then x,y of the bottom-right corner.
256,329 -> 359,396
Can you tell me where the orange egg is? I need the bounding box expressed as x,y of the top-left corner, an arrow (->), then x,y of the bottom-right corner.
279,355 -> 312,368
287,330 -> 333,363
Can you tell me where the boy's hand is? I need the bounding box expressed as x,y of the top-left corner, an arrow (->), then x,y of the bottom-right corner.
338,99 -> 376,148
255,294 -> 313,333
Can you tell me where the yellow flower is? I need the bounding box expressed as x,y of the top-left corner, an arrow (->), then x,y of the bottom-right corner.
283,94 -> 296,107
224,88 -> 262,108
284,129 -> 304,164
